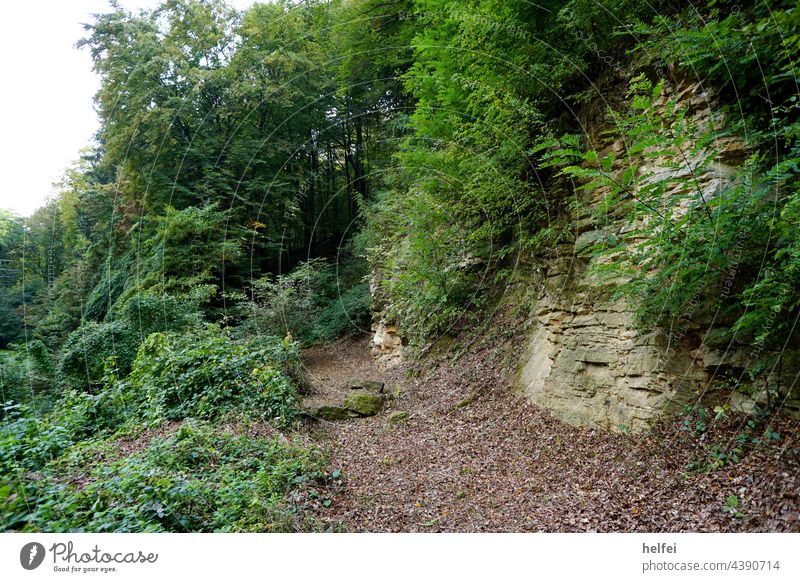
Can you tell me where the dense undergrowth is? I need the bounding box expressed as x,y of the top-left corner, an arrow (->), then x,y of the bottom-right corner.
0,330 -> 328,532
1,0 -> 799,531
6,420 -> 328,533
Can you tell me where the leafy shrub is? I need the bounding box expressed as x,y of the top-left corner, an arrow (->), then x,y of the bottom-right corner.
2,329 -> 301,481
57,292 -> 203,390
371,195 -> 487,345
14,421 -> 327,532
0,393 -> 122,532
247,259 -> 333,342
0,293 -> 23,348
0,340 -> 56,406
366,0 -> 640,345
633,1 -> 800,133
82,255 -> 130,322
682,404 -> 784,475
1,353 -> 35,406
0,352 -> 28,402
620,2 -> 800,359
312,283 -> 371,343
245,257 -> 370,345
0,360 -> 136,478
1,327 -> 308,532
113,204 -> 244,307
129,327 -> 301,426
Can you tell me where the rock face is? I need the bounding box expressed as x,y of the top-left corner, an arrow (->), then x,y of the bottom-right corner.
371,321 -> 404,369
517,75 -> 799,432
518,256 -> 706,431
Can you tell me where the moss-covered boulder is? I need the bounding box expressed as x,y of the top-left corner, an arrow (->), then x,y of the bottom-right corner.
348,379 -> 386,393
343,390 -> 385,416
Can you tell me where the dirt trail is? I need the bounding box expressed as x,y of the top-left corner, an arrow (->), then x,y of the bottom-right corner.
302,335 -> 800,532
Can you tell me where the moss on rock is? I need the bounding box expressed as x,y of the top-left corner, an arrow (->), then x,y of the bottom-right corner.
344,390 -> 385,416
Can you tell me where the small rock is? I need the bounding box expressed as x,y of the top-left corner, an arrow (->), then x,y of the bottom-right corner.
348,379 -> 385,393
728,391 -> 760,415
343,390 -> 385,416
387,410 -> 410,427
455,387 -> 486,409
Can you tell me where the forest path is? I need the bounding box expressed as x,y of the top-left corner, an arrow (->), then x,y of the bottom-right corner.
301,336 -> 799,532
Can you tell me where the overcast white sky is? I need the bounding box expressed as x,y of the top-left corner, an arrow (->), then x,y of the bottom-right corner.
0,0 -> 254,217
